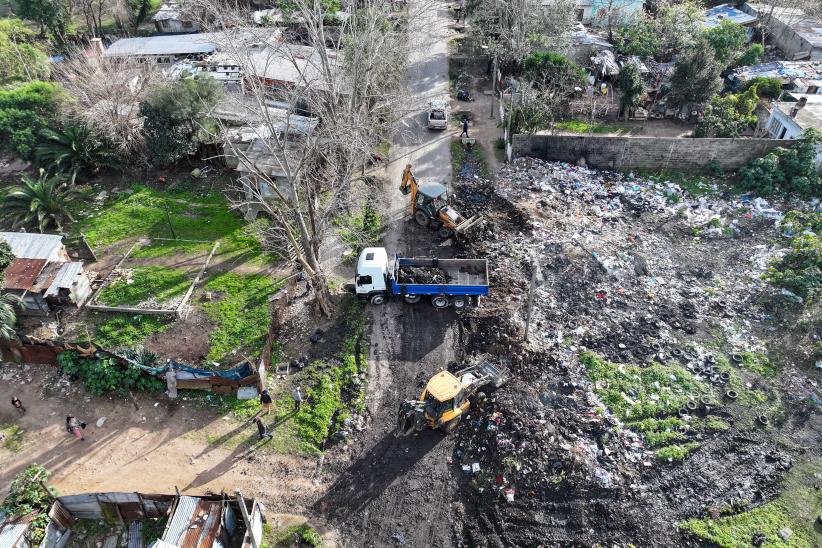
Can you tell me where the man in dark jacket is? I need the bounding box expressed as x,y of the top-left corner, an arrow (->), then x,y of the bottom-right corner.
254,417 -> 272,440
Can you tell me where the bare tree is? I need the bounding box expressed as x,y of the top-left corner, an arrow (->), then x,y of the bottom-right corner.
591,0 -> 641,42
188,0 -> 418,316
470,0 -> 575,69
55,56 -> 159,161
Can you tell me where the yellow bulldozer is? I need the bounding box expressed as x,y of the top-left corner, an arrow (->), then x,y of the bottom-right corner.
396,361 -> 509,436
399,164 -> 483,239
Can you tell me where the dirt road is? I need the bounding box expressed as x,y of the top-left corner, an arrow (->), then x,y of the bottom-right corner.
317,2 -> 464,546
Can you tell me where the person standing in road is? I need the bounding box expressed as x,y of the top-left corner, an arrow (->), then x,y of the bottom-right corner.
260,389 -> 273,415
291,386 -> 304,412
254,417 -> 273,441
460,118 -> 469,138
11,397 -> 25,416
66,415 -> 85,441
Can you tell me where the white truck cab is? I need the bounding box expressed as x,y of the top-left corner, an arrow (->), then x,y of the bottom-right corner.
356,247 -> 389,304
427,99 -> 449,130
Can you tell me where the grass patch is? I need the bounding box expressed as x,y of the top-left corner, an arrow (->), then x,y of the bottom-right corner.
88,313 -> 174,349
737,351 -> 779,377
656,442 -> 699,462
450,139 -> 491,180
582,351 -> 715,462
97,266 -> 190,306
633,169 -> 733,198
336,201 -> 382,258
142,517 -> 168,546
262,522 -> 323,548
555,120 -> 626,134
79,185 -> 271,261
183,390 -> 261,419
201,273 -> 284,363
680,501 -> 814,547
0,423 -> 25,452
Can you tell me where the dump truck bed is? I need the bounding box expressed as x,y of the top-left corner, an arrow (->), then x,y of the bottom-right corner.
391,256 -> 489,296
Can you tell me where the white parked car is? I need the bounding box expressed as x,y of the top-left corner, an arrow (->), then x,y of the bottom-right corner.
427,99 -> 448,129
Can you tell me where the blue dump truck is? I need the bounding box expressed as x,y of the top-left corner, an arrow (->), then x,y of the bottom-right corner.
354,247 -> 489,308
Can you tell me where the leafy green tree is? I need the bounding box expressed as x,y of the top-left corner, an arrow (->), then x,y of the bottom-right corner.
13,0 -> 68,39
0,19 -> 50,84
704,19 -> 747,66
653,0 -> 704,60
0,293 -> 21,341
35,125 -> 120,182
523,51 -> 586,90
738,129 -> 822,196
139,76 -> 223,166
1,464 -> 56,543
668,37 -> 723,106
767,233 -> 822,301
742,76 -> 782,99
736,43 -> 764,67
614,16 -> 660,57
1,169 -> 79,232
616,62 -> 645,119
694,86 -> 759,137
128,0 -> 152,28
0,81 -> 63,158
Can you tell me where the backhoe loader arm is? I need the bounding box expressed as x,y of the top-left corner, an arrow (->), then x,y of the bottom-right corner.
399,164 -> 418,213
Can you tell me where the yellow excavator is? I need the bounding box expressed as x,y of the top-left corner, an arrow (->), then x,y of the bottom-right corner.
396,361 -> 509,436
399,164 -> 483,239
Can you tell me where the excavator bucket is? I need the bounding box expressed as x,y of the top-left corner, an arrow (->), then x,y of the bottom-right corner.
456,360 -> 510,390
454,214 -> 484,234
396,400 -> 425,437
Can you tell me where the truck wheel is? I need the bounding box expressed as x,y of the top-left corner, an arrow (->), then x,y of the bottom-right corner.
403,294 -> 421,304
451,296 -> 468,309
370,293 -> 386,305
414,210 -> 430,227
437,227 -> 453,239
442,415 -> 462,433
432,295 -> 449,309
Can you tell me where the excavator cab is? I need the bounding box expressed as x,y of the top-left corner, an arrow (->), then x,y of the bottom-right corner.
399,164 -> 483,239
396,362 -> 509,437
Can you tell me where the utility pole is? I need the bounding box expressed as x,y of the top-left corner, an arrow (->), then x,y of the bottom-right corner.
490,54 -> 497,119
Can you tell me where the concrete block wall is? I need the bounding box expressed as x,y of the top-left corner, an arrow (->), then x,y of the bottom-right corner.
512,134 -> 788,171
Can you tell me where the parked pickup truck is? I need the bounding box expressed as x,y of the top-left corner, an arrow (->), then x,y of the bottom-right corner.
354,247 -> 489,308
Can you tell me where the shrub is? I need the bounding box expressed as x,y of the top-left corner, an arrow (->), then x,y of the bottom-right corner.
766,233 -> 822,301
656,442 -> 699,462
741,76 -> 781,99
57,351 -> 165,396
614,17 -> 660,57
694,87 -> 758,138
0,81 -> 62,158
737,128 -> 822,196
1,465 -> 56,544
735,43 -> 764,67
295,374 -> 340,448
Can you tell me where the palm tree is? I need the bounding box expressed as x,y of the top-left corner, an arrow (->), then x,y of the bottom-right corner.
0,292 -> 21,342
0,170 -> 80,232
35,126 -> 119,183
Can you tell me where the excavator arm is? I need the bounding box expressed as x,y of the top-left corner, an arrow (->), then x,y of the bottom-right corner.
399,164 -> 418,214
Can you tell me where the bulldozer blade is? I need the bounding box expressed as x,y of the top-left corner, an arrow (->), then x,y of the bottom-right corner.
455,215 -> 484,233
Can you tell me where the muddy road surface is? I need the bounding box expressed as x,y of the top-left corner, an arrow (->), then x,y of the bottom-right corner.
317,0 -> 464,544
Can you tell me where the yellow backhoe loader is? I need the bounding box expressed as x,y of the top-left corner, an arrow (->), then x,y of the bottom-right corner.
399,164 -> 483,239
396,361 -> 509,436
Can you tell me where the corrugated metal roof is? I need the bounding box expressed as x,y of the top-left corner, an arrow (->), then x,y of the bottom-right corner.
104,33 -> 220,57
45,262 -> 84,297
3,258 -> 47,290
0,232 -> 63,260
704,3 -> 757,27
180,500 -> 221,548
163,496 -> 199,545
0,522 -> 29,547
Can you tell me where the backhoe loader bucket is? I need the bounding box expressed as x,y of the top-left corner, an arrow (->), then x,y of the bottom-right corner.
456,360 -> 510,390
455,215 -> 484,234
396,400 -> 425,437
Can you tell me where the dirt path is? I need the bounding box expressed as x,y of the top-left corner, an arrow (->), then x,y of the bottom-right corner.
315,2 -> 464,546
0,363 -> 320,513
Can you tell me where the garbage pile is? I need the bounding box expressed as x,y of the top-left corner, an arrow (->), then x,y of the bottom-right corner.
396,265 -> 452,284
448,158 -> 820,545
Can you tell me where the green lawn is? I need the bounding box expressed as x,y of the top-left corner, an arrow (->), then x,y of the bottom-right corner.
86,312 -> 174,349
79,185 -> 270,261
555,120 -> 628,134
97,266 -> 191,306
201,273 -> 284,363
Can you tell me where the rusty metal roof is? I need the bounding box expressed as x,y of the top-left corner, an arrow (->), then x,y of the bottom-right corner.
163,496 -> 223,548
2,258 -> 47,290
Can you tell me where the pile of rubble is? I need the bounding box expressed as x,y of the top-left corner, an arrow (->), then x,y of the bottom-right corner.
448,158 -> 820,545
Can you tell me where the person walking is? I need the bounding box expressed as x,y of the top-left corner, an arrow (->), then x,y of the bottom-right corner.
66,415 -> 85,441
291,386 -> 304,412
259,389 -> 273,415
253,417 -> 272,441
11,397 -> 25,416
460,117 -> 469,138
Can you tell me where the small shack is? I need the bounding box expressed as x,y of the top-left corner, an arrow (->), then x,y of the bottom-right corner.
152,3 -> 200,34
0,232 -> 92,314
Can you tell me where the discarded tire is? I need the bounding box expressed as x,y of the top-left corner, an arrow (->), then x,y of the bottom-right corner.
757,415 -> 769,426
725,390 -> 738,400
731,353 -> 743,363
672,348 -> 683,357
686,400 -> 698,411
720,371 -> 731,382
678,408 -> 689,417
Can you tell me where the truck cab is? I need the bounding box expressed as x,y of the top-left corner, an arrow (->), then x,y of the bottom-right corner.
355,247 -> 389,304
427,99 -> 448,129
